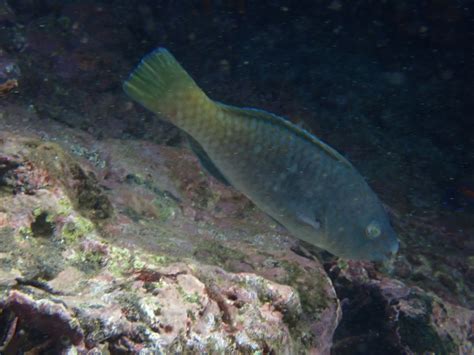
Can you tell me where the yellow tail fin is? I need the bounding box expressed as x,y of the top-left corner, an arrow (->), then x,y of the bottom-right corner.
123,48 -> 207,120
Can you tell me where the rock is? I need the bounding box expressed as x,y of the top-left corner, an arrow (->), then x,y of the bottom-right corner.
0,50 -> 19,96
0,126 -> 340,353
0,135 -> 112,220
0,291 -> 84,346
328,260 -> 474,354
0,258 -> 328,353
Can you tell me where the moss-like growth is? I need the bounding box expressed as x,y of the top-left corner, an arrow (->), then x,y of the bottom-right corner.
152,196 -> 177,222
336,258 -> 349,271
73,250 -> 106,274
193,240 -> 246,269
32,207 -> 43,218
61,217 -> 94,244
107,246 -> 132,276
277,259 -> 328,313
28,141 -> 112,221
0,158 -> 19,196
125,173 -> 148,187
70,144 -> 106,168
124,173 -> 179,222
56,197 -> 74,216
398,297 -> 456,354
184,291 -> 201,304
177,285 -> 201,305
0,227 -> 15,255
149,255 -> 171,266
18,225 -> 32,238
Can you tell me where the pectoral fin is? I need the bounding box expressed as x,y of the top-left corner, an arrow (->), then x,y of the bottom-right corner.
297,213 -> 322,231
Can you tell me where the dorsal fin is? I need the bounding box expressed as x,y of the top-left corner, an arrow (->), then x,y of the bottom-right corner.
217,103 -> 352,167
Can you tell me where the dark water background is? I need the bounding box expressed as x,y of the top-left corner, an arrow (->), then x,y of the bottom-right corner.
0,1 -> 473,352
2,0 -> 473,215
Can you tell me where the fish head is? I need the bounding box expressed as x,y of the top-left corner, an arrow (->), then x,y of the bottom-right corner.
320,186 -> 400,261
348,217 -> 399,261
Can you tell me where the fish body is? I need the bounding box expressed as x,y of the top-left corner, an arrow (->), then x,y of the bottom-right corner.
123,48 -> 399,261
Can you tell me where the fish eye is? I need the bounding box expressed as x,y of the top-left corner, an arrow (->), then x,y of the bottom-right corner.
365,221 -> 381,240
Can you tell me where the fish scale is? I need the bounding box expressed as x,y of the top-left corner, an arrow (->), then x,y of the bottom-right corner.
123,48 -> 399,261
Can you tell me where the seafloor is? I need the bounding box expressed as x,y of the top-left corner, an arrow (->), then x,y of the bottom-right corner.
0,1 -> 473,354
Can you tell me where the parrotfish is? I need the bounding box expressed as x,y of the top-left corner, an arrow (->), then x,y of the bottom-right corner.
123,48 -> 399,261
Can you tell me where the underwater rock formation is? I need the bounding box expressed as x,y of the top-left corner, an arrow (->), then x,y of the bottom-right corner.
328,260 -> 474,354
0,106 -> 471,353
0,119 -> 341,353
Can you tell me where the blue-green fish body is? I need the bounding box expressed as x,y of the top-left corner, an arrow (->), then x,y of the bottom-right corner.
123,48 -> 399,261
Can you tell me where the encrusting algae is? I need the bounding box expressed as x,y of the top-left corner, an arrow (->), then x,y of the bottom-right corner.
123,48 -> 399,261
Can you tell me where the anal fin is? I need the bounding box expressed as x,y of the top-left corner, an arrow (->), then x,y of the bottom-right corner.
186,134 -> 231,186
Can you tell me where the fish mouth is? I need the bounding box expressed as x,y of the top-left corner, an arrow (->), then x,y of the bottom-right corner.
370,244 -> 399,262
389,239 -> 400,255
384,235 -> 400,259
380,245 -> 399,261
374,233 -> 399,261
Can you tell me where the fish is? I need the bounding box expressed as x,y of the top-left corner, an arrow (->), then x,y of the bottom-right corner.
123,48 -> 399,261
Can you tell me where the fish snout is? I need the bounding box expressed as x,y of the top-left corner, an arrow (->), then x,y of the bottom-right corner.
369,237 -> 399,262
382,238 -> 399,260
390,239 -> 399,254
